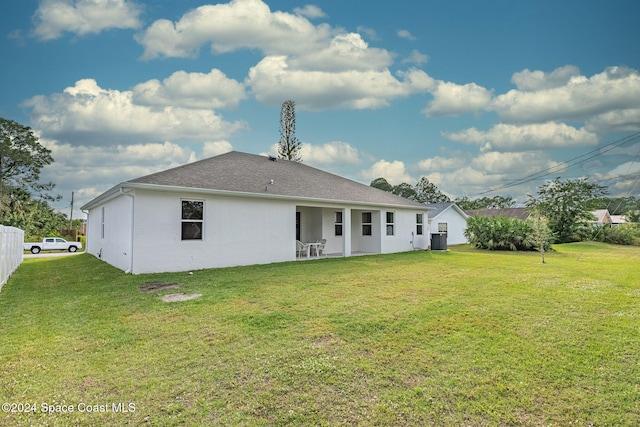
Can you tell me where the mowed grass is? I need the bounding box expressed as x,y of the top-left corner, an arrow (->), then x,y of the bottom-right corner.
1,243 -> 639,426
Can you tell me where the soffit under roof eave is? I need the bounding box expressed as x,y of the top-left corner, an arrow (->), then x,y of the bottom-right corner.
122,182 -> 430,211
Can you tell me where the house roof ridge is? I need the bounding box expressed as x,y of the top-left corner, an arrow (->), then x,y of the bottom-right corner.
85,151 -> 425,209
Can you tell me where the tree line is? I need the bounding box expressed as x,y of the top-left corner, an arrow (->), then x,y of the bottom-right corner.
0,117 -> 70,240
370,175 -> 640,251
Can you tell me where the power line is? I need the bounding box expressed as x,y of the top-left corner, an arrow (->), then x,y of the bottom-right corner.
467,131 -> 640,198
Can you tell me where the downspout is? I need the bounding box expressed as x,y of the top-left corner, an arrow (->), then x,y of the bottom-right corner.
120,187 -> 135,274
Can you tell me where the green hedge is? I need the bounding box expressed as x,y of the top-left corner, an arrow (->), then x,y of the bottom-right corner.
464,215 -> 540,251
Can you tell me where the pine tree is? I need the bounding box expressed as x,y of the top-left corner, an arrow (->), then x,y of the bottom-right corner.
277,100 -> 302,162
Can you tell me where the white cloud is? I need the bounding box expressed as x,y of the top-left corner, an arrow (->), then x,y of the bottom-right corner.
247,56 -> 434,110
288,33 -> 393,72
201,141 -> 234,158
443,122 -> 599,152
32,0 -> 142,41
471,151 -> 559,175
134,0 -> 438,112
40,138 -> 198,210
135,0 -> 332,59
510,65 -> 581,91
397,29 -> 416,40
423,81 -> 493,117
492,66 -> 640,124
356,26 -> 378,40
293,5 -> 326,19
416,155 -> 469,172
358,160 -> 413,185
300,141 -> 361,165
402,50 -> 429,65
585,108 -> 640,134
23,79 -> 247,145
132,69 -> 246,110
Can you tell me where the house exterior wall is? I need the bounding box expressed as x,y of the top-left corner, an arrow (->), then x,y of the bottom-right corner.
86,194 -> 134,272
380,210 -> 429,253
86,187 -> 430,274
430,208 -> 468,245
130,189 -> 294,274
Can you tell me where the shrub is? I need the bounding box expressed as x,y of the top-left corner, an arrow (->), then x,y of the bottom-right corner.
465,215 -> 538,251
579,224 -> 640,246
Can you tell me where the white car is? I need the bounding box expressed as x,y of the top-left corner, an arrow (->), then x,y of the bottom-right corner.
23,238 -> 82,254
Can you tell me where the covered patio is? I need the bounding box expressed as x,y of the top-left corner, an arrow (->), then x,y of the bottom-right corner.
295,205 -> 395,258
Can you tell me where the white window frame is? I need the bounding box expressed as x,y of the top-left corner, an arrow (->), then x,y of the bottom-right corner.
335,211 -> 343,236
416,213 -> 423,235
386,211 -> 395,236
362,212 -> 372,236
181,199 -> 204,241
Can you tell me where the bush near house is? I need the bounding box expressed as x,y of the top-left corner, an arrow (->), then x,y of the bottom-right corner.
464,215 -> 543,251
580,224 -> 640,246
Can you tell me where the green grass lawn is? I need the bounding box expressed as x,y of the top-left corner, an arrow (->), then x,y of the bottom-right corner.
1,243 -> 639,426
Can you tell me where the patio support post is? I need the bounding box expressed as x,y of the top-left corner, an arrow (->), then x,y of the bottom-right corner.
342,207 -> 351,257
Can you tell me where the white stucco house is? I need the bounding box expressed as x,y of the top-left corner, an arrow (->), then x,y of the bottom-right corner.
425,202 -> 470,246
81,152 -> 430,274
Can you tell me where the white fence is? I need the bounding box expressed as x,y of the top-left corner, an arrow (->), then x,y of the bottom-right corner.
0,225 -> 24,291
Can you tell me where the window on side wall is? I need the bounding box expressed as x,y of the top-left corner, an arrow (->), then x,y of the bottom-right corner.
362,212 -> 372,236
416,213 -> 423,235
335,211 -> 343,236
181,200 -> 204,240
438,222 -> 448,233
386,212 -> 395,236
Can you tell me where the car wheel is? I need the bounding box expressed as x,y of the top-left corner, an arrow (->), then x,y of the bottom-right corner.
31,247 -> 41,254
69,246 -> 77,253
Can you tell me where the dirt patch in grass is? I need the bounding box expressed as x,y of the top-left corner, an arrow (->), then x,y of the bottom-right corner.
162,293 -> 202,303
139,282 -> 181,292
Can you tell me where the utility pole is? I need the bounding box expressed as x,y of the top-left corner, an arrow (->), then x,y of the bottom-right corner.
69,191 -> 74,230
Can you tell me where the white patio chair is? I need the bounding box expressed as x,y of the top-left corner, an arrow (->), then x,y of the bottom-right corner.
316,239 -> 327,257
296,240 -> 309,258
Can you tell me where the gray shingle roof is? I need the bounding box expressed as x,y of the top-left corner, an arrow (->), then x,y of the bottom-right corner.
126,151 -> 425,208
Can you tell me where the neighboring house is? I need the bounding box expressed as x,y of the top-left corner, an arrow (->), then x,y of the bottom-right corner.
465,208 -> 531,221
425,203 -> 469,246
610,215 -> 627,226
81,151 -> 430,274
590,209 -> 612,225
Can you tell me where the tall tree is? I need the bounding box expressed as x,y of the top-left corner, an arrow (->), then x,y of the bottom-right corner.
0,117 -> 56,212
392,182 -> 417,199
277,100 -> 302,162
370,177 -> 393,192
526,177 -> 607,243
0,117 -> 64,239
414,176 -> 450,203
455,195 -> 515,210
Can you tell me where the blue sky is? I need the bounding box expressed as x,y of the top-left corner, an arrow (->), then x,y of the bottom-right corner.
2,0 -> 640,218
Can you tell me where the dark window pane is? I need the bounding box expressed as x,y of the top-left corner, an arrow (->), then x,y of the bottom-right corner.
417,224 -> 423,235
335,212 -> 343,223
182,201 -> 203,220
363,224 -> 372,236
182,222 -> 202,240
386,212 -> 394,224
362,212 -> 371,223
335,224 -> 343,236
416,213 -> 423,224
387,225 -> 394,236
